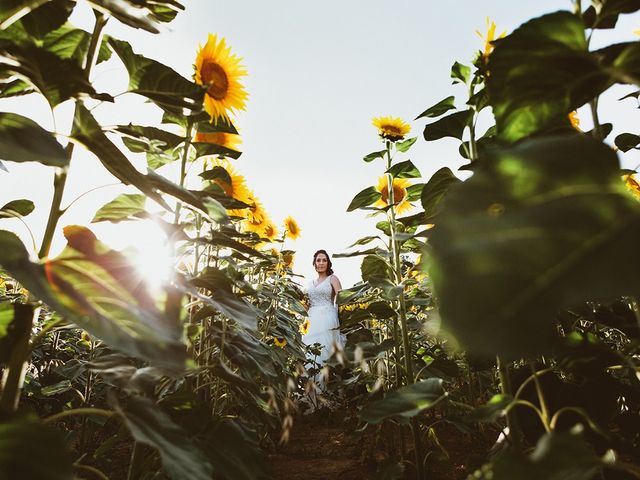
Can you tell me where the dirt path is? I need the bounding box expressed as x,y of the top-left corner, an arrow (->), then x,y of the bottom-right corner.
269,409 -> 378,480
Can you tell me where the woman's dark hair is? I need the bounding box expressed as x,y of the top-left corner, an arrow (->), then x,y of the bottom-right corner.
312,249 -> 334,276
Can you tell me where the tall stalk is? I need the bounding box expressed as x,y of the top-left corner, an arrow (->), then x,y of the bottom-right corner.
38,12 -> 108,259
0,12 -> 108,415
384,143 -> 424,479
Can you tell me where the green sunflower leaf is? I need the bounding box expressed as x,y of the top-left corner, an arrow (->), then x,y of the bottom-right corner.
109,38 -> 204,115
360,379 -> 446,424
0,199 -> 35,218
116,395 -> 213,480
421,167 -> 461,221
363,149 -> 387,163
347,186 -> 382,212
387,159 -> 421,179
415,95 -> 456,120
92,194 -> 147,223
429,134 -> 640,357
615,132 -> 640,152
395,137 -> 417,153
0,113 -> 68,166
0,228 -> 188,370
583,0 -> 640,30
0,42 -> 107,107
423,110 -> 473,141
43,23 -> 112,65
487,11 -> 610,142
0,0 -> 73,35
451,61 -> 471,85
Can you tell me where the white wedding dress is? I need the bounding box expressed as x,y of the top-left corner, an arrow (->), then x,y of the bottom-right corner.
302,275 -> 344,364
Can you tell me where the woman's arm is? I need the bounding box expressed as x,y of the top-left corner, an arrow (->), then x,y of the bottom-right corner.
330,275 -> 342,304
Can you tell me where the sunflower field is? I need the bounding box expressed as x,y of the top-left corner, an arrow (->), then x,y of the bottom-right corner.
1,1 -> 640,479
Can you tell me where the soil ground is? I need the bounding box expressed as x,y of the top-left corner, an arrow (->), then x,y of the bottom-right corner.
269,405 -> 497,480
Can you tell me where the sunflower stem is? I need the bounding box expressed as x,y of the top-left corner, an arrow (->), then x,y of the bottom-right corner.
589,98 -> 603,141
385,142 -> 424,479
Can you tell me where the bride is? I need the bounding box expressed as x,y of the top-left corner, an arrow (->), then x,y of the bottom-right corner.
302,249 -> 345,365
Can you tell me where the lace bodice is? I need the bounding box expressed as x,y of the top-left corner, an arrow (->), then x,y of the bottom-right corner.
308,275 -> 334,308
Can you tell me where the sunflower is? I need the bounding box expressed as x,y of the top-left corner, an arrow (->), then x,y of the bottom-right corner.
374,175 -> 413,214
283,216 -> 301,240
274,337 -> 287,349
262,222 -> 279,241
205,159 -> 251,204
624,173 -> 640,200
194,34 -> 248,123
194,131 -> 242,151
299,318 -> 310,335
476,17 -> 506,60
281,251 -> 295,268
372,116 -> 411,142
567,111 -> 582,131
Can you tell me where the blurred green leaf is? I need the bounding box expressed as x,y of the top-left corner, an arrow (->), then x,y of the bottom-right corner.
475,431 -> 600,480
583,0 -> 640,29
200,419 -> 270,480
451,61 -> 470,85
423,110 -> 473,141
488,12 -> 609,142
109,38 -> 204,115
615,132 -> 640,152
0,0 -> 72,34
360,379 -> 445,424
430,134 -> 640,357
467,393 -> 513,423
0,228 -> 188,370
387,159 -> 421,179
415,95 -> 456,120
364,148 -> 387,163
0,42 -> 106,107
347,186 -> 381,212
193,140 -> 241,160
0,199 -> 34,218
421,167 -> 461,221
0,113 -> 68,166
0,303 -> 32,365
0,415 -> 74,480
0,78 -> 33,98
40,379 -> 72,396
92,194 -> 147,223
117,395 -> 213,480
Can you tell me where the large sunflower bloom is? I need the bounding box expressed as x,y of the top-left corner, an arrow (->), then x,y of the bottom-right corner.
205,159 -> 251,203
194,131 -> 242,151
372,116 -> 411,142
283,216 -> 301,240
194,34 -> 248,123
476,17 -> 506,60
374,175 -> 413,214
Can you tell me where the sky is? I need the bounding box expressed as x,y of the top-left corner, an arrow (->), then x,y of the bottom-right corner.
1,1 -> 640,288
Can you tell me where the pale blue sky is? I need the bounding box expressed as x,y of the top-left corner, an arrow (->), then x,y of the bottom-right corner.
2,1 -> 639,287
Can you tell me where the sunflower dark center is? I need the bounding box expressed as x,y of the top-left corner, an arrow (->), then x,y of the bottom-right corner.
202,61 -> 229,100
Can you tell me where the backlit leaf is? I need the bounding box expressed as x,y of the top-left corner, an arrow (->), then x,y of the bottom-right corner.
347,186 -> 381,212
430,134 -> 640,357
0,113 -> 68,166
415,95 -> 456,120
92,194 -> 147,223
360,379 -> 446,424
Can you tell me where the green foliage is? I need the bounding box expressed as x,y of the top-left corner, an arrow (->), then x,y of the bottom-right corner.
0,113 -> 68,166
360,378 -> 445,424
430,134 -> 640,356
347,186 -> 381,211
0,415 -> 74,480
0,199 -> 34,218
92,194 -> 147,223
423,110 -> 473,141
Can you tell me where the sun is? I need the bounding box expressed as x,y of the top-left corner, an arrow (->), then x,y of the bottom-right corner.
194,33 -> 248,123
125,221 -> 175,294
